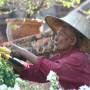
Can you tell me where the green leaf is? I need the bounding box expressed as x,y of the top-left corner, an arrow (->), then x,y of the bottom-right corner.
0,58 -> 17,87
85,9 -> 90,14
11,24 -> 18,30
76,0 -> 80,4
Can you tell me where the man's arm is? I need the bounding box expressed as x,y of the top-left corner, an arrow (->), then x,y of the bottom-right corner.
11,44 -> 38,64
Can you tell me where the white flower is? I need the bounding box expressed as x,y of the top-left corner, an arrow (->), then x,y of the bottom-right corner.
47,70 -> 57,81
13,83 -> 20,90
79,85 -> 90,90
47,70 -> 60,90
50,86 -> 55,90
7,87 -> 13,90
15,78 -> 22,82
0,84 -> 7,90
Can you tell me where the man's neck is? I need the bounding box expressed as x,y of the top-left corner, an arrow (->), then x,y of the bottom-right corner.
59,47 -> 74,57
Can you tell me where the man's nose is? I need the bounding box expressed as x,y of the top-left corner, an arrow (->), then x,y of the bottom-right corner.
54,35 -> 58,41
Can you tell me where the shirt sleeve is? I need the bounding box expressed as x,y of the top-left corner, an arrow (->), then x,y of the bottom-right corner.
19,56 -> 63,83
19,53 -> 88,83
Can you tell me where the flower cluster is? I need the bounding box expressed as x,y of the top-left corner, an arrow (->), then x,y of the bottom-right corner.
47,70 -> 62,90
79,85 -> 90,90
47,70 -> 90,90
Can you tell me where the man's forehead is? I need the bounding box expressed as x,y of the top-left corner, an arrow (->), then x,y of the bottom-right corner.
56,25 -> 76,36
58,25 -> 70,32
61,23 -> 72,29
52,22 -> 76,37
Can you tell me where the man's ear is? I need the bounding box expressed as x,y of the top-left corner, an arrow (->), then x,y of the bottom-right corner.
70,36 -> 77,46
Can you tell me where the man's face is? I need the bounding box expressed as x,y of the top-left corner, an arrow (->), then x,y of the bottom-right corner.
54,25 -> 77,51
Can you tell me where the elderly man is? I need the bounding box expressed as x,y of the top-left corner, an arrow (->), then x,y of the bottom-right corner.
4,11 -> 90,89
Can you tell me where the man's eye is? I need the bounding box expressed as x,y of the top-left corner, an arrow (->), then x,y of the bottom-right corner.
57,32 -> 63,36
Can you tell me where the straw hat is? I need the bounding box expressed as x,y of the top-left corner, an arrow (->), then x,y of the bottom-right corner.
45,11 -> 90,53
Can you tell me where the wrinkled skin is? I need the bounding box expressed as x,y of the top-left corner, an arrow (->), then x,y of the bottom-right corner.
54,25 -> 77,53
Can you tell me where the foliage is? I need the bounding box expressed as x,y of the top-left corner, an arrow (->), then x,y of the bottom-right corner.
0,58 -> 17,87
0,0 -> 9,7
0,77 -> 41,90
15,78 -> 40,90
59,0 -> 81,8
0,0 -> 90,17
0,0 -> 82,17
0,57 -> 44,90
25,0 -> 43,17
82,9 -> 90,15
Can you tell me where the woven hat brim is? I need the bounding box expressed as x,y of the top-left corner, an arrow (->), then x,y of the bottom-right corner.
45,16 -> 64,33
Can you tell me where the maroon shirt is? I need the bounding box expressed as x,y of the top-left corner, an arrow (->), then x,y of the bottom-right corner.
19,48 -> 90,89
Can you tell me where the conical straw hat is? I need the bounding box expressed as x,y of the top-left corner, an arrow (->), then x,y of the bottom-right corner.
45,11 -> 90,53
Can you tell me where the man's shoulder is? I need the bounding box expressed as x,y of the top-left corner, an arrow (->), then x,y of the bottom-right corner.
68,50 -> 89,63
63,51 -> 89,66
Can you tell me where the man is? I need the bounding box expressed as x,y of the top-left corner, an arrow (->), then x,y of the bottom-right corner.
5,11 -> 90,89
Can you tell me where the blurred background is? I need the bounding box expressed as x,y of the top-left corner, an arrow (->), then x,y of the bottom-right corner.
0,0 -> 89,46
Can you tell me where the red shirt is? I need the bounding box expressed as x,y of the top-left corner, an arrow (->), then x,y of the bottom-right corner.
20,48 -> 90,89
